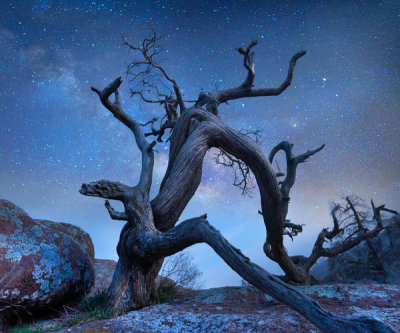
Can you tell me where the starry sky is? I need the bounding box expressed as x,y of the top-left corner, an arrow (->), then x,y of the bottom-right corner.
0,0 -> 399,288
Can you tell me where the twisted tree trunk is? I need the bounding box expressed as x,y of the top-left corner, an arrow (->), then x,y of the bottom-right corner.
79,38 -> 397,331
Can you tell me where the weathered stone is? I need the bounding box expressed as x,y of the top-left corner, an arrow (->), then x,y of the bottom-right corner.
35,219 -> 95,262
46,284 -> 400,332
0,200 -> 94,322
90,259 -> 117,295
155,275 -> 176,291
89,259 -> 178,297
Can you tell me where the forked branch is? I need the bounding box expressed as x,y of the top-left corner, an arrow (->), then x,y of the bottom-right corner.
215,42 -> 306,104
195,41 -> 306,113
105,200 -> 128,221
236,39 -> 258,89
304,198 -> 398,270
91,78 -> 155,193
144,119 -> 176,142
268,141 -> 325,220
215,129 -> 261,195
124,31 -> 185,113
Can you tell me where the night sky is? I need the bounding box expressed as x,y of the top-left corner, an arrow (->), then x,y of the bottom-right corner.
1,1 -> 399,288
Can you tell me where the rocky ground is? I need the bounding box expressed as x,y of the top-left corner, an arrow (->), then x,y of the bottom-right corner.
29,283 -> 399,333
2,200 -> 399,332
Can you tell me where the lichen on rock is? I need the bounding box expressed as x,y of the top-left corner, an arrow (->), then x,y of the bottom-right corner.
0,199 -> 95,324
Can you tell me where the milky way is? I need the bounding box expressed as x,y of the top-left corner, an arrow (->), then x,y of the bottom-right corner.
0,1 -> 399,287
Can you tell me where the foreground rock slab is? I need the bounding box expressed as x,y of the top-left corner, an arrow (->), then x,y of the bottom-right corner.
55,284 -> 400,332
0,200 -> 94,321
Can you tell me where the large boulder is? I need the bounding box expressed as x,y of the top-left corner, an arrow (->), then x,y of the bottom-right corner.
0,200 -> 95,323
35,219 -> 95,262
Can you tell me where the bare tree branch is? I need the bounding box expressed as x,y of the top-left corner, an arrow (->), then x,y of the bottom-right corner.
236,39 -> 258,89
80,180 -> 130,201
194,42 -> 306,114
371,200 -> 399,226
284,220 -> 304,233
144,119 -> 176,142
105,200 -> 128,221
140,117 -> 159,127
91,77 -> 155,194
214,46 -> 306,104
135,216 -> 395,333
124,31 -> 185,113
215,147 -> 255,195
215,129 -> 261,195
131,90 -> 164,103
346,196 -> 365,230
326,205 -> 341,239
268,141 -> 325,221
303,198 -> 397,271
305,205 -> 342,269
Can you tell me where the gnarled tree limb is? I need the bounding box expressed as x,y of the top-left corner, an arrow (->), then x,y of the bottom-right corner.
105,200 -> 128,221
91,77 -> 155,194
80,180 -> 130,201
268,141 -> 325,221
133,216 -> 395,333
303,198 -> 398,271
215,46 -> 306,104
195,41 -> 306,113
151,108 -> 304,282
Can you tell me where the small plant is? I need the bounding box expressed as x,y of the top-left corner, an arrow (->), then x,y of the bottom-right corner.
10,325 -> 45,333
160,251 -> 204,290
9,290 -> 113,333
156,285 -> 170,304
80,289 -> 108,312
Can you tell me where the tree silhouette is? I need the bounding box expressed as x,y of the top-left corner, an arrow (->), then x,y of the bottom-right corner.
80,32 -> 395,332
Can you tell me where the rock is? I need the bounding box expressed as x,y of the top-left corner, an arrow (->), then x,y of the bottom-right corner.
90,259 -> 117,295
90,259 -> 180,297
35,219 -> 95,262
0,200 -> 95,323
156,275 -> 176,291
51,284 -> 400,332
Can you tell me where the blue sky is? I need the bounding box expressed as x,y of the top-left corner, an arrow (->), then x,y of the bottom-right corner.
0,0 -> 399,288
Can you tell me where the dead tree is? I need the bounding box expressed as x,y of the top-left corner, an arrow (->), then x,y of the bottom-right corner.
325,196 -> 398,283
160,251 -> 203,289
80,33 -> 396,332
256,140 -> 398,284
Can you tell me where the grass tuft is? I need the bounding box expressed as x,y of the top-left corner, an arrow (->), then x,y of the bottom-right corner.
10,290 -> 113,333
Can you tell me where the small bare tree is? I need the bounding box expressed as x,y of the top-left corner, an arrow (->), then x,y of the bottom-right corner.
257,140 -> 399,284
159,250 -> 203,290
80,32 -> 396,332
323,196 -> 399,283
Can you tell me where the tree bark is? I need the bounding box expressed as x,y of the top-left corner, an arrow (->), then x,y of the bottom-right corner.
151,107 -> 304,282
129,216 -> 395,333
81,76 -> 397,332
